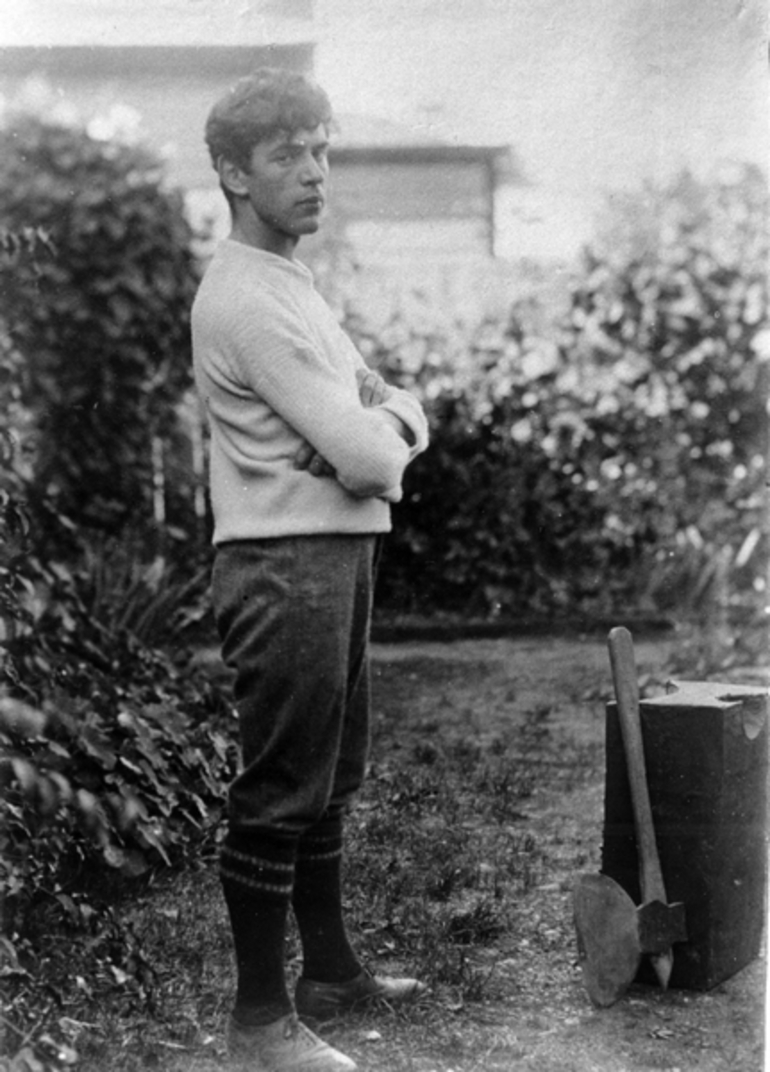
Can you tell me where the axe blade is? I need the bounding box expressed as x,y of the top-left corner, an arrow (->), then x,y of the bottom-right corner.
573,872 -> 642,1007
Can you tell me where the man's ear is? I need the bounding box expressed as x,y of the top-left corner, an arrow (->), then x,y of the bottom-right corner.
217,156 -> 249,199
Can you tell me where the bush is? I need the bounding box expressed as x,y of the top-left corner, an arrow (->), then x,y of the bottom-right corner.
349,306 -> 655,616
559,165 -> 767,616
347,165 -> 768,623
0,423 -> 235,1067
0,215 -> 226,1069
1,300 -> 233,988
0,227 -> 229,953
0,110 -> 200,538
0,113 -> 223,921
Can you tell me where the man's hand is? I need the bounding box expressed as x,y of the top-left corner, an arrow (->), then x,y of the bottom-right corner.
294,368 -> 404,479
357,368 -> 415,445
356,367 -> 391,408
293,440 -> 336,478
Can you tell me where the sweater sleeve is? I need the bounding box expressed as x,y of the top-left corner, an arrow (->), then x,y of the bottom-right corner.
342,339 -> 429,461
227,290 -> 424,500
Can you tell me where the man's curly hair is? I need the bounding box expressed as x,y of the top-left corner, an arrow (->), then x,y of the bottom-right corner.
205,67 -> 333,172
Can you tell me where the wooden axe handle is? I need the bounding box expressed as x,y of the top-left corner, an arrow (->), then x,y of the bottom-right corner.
608,628 -> 666,904
608,626 -> 673,988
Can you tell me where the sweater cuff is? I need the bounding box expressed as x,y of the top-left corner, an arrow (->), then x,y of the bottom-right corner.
378,391 -> 429,459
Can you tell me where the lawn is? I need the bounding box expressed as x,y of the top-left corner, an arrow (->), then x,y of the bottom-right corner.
39,633 -> 766,1072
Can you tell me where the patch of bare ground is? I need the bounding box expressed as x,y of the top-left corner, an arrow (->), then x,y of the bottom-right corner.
76,635 -> 765,1072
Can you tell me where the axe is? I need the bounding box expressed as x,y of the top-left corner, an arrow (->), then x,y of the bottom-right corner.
573,627 -> 687,1007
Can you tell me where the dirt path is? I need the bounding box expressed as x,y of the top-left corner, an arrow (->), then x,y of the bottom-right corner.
85,634 -> 766,1072
329,635 -> 768,1072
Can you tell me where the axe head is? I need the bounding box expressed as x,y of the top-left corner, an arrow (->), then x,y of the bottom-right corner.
637,898 -> 687,954
574,874 -> 689,1007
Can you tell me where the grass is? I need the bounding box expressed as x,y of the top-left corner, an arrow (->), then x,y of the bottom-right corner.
4,632 -> 766,1072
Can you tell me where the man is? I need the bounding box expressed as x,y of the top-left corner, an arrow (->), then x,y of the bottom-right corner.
192,68 -> 429,1072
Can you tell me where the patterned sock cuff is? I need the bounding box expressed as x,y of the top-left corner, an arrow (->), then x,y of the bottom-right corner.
220,830 -> 297,898
296,813 -> 344,866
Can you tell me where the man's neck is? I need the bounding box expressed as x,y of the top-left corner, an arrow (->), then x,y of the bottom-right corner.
229,215 -> 299,260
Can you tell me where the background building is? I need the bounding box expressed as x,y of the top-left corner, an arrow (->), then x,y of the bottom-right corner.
0,0 -> 522,282
1,0 -> 765,282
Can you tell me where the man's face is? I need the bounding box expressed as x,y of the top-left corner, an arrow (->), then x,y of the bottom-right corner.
239,124 -> 330,239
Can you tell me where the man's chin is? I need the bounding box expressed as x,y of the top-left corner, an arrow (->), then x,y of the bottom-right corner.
295,216 -> 322,235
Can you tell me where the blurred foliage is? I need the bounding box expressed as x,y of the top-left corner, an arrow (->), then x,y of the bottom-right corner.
0,196 -> 229,1069
560,167 -> 767,612
0,111 -> 200,538
0,468 -> 234,1071
347,165 -> 768,624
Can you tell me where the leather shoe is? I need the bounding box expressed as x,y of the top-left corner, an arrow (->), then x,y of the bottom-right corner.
295,969 -> 427,1022
227,1012 -> 357,1071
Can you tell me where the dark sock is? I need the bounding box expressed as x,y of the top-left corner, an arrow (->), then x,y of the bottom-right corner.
293,812 -> 362,984
220,829 -> 297,1026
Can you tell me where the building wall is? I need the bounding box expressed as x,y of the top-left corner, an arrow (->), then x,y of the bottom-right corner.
333,159 -> 490,222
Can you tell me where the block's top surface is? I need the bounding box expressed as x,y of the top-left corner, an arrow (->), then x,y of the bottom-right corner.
645,681 -> 768,708
641,681 -> 768,740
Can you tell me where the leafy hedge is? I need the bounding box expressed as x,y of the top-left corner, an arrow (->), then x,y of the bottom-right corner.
0,211 -> 230,879
0,111 -> 200,538
347,165 -> 768,623
0,109 -> 229,905
0,144 -> 230,1063
0,377 -> 235,1071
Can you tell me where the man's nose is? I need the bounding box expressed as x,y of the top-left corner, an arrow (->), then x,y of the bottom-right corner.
301,156 -> 325,184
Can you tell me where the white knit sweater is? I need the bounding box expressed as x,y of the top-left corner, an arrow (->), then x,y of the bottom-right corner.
191,240 -> 428,544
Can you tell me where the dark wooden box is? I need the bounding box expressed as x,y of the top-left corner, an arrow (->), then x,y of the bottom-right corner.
601,681 -> 768,990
